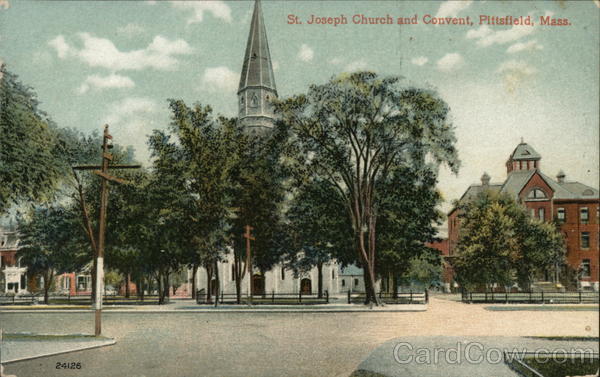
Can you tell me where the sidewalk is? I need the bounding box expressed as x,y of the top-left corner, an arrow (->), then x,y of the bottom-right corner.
0,333 -> 115,364
0,299 -> 428,313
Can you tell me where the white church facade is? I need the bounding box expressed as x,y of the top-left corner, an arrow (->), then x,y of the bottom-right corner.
192,0 -> 365,297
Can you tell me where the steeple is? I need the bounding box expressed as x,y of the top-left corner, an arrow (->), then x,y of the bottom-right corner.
238,0 -> 278,131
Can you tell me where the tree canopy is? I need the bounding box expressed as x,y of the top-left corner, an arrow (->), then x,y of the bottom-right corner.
277,71 -> 459,304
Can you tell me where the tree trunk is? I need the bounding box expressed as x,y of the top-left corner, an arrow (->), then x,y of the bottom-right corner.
135,279 -> 141,300
392,274 -> 398,299
164,272 -> 170,299
234,253 -> 242,304
214,260 -> 220,308
125,273 -> 130,298
191,264 -> 198,300
206,264 -> 213,304
43,271 -> 52,305
317,262 -> 323,299
157,274 -> 164,305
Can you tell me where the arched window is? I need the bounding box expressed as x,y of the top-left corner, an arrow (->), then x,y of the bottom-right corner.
527,188 -> 547,199
250,94 -> 258,107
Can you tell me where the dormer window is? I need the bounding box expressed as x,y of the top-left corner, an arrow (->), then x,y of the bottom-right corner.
527,188 -> 547,200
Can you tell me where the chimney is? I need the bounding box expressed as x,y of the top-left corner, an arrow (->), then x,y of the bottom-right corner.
556,170 -> 566,184
481,172 -> 491,187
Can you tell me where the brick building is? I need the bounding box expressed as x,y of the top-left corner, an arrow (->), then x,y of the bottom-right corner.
447,141 -> 599,290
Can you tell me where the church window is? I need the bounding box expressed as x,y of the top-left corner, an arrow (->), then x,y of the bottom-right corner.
527,188 -> 547,200
232,265 -> 235,281
281,267 -> 285,280
240,96 -> 244,105
250,94 -> 258,107
580,207 -> 589,223
538,208 -> 545,221
341,279 -> 345,287
354,278 -> 359,287
332,270 -> 335,280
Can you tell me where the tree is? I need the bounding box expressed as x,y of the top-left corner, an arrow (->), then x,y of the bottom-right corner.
453,191 -> 565,291
0,64 -> 65,213
277,71 -> 459,304
17,205 -> 87,303
285,178 -> 353,298
376,165 -> 445,296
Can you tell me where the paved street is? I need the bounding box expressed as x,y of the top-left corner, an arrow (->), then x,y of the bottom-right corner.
1,297 -> 598,377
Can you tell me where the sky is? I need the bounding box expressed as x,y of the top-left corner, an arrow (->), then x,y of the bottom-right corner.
1,0 -> 599,232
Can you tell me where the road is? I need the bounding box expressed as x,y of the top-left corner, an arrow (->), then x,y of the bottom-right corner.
1,297 -> 598,377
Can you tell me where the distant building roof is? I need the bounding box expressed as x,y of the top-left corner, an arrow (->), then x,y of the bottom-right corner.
509,142 -> 541,161
0,231 -> 20,251
338,265 -> 363,276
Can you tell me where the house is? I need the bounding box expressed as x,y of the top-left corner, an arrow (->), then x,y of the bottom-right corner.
447,141 -> 599,290
0,229 -> 27,294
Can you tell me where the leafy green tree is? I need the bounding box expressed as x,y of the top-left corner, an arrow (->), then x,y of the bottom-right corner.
0,64 -> 65,213
277,72 -> 459,304
17,205 -> 87,303
454,191 -> 565,291
229,127 -> 288,302
285,178 -> 353,298
166,100 -> 238,303
376,166 -> 444,295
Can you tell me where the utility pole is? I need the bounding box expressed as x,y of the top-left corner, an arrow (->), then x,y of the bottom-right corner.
243,225 -> 255,305
73,125 -> 140,336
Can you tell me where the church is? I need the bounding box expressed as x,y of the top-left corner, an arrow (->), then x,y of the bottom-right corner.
193,0 -> 365,298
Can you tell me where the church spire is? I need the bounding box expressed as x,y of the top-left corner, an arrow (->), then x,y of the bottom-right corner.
238,0 -> 278,131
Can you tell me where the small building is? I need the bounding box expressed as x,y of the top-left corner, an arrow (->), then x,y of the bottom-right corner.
0,230 -> 27,294
448,141 -> 599,290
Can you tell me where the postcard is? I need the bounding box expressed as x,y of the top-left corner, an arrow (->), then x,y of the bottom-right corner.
0,1 -> 598,376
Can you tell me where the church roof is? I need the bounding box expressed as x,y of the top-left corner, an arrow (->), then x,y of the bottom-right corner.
509,142 -> 541,161
0,231 -> 20,251
238,0 -> 277,94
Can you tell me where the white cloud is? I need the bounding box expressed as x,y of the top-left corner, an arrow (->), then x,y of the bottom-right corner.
297,44 -> 314,62
170,1 -> 232,24
48,35 -> 72,59
436,53 -> 464,72
467,11 -> 553,47
77,73 -> 135,94
201,66 -> 238,92
102,97 -> 161,163
497,60 -> 537,93
328,57 -> 344,65
0,0 -> 9,10
435,0 -> 473,18
411,56 -> 429,66
49,33 -> 193,71
506,39 -> 543,54
117,23 -> 146,38
466,25 -> 492,40
344,59 -> 368,72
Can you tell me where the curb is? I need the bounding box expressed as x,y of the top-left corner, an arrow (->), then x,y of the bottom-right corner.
0,306 -> 428,314
1,338 -> 116,364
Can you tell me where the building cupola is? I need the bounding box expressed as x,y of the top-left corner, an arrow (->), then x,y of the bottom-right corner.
556,170 -> 566,183
481,172 -> 491,187
506,138 -> 541,174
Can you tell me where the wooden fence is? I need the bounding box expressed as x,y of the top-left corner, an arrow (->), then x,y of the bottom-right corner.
0,293 -> 160,305
196,290 -> 330,305
347,290 -> 428,304
461,291 -> 599,304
